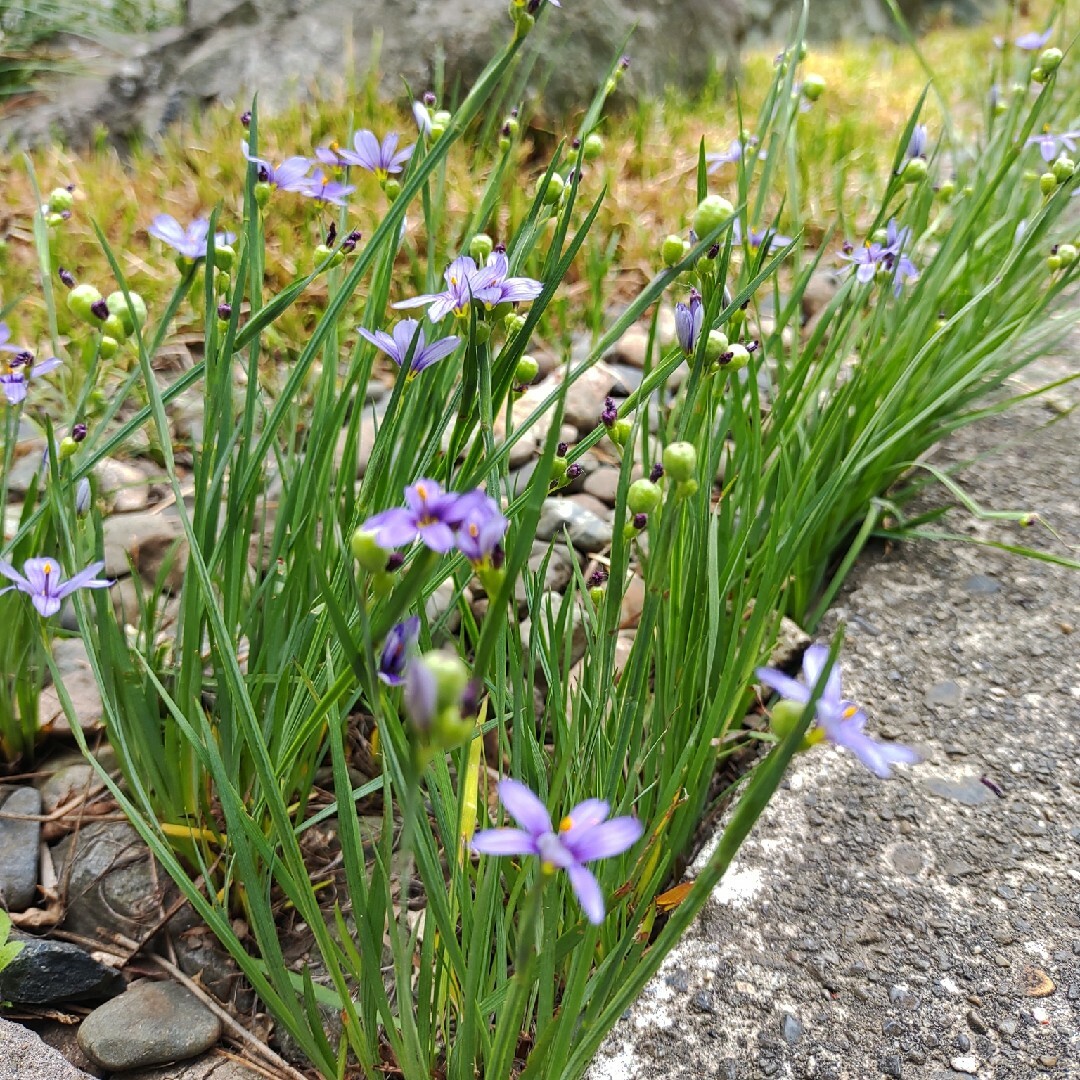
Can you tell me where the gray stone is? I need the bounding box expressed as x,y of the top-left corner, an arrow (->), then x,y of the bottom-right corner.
924,679 -> 963,708
122,1055 -> 265,1079
54,822 -> 164,940
40,761 -> 105,817
923,775 -> 994,807
95,458 -> 149,513
536,497 -> 612,553
583,466 -> 621,507
780,1012 -> 803,1044
78,980 -> 222,1071
961,573 -> 1000,595
102,510 -> 185,589
0,1017 -> 94,1080
0,786 -> 41,910
0,937 -> 124,1005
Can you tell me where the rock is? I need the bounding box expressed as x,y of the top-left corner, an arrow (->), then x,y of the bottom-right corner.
583,466 -> 621,507
767,617 -> 811,670
0,1017 -> 95,1080
25,1020 -> 106,1078
923,776 -> 993,807
780,1012 -> 803,1045
516,540 -> 580,606
961,573 -> 1000,595
102,510 -> 185,590
520,593 -> 590,670
53,822 -> 164,940
122,1055 -> 265,1079
619,573 -> 646,630
536,497 -> 612,554
561,363 -> 623,436
78,980 -> 222,1071
2,449 -> 47,496
37,637 -> 104,735
0,786 -> 42,910
94,458 -> 149,513
0,937 -> 124,1005
924,680 -> 963,708
609,325 -> 653,369
949,1057 -> 979,1075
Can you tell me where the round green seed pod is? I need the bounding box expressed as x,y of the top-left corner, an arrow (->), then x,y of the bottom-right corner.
725,343 -> 752,370
662,234 -> 686,268
99,335 -> 119,360
801,73 -> 825,101
537,172 -> 564,206
1052,156 -> 1075,184
48,187 -> 74,214
1038,47 -> 1063,74
469,233 -> 494,264
1057,243 -> 1078,267
350,528 -> 390,573
583,133 -> 605,161
67,283 -> 103,323
627,478 -> 663,515
901,157 -> 928,184
692,194 -> 735,239
704,330 -> 729,364
102,314 -> 127,341
515,354 -> 539,383
1040,172 -> 1058,195
662,441 -> 698,483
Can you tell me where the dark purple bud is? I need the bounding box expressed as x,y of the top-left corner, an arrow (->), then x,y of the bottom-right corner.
740,300 -> 750,310
527,0 -> 540,12
587,568 -> 608,587
938,310 -> 948,320
341,229 -> 362,254
746,340 -> 760,353
649,462 -> 664,483
90,298 -> 109,321
60,210 -> 71,220
707,243 -> 720,259
566,463 -> 584,481
566,168 -> 579,185
633,512 -> 648,530
385,551 -> 405,572
423,91 -> 437,107
491,543 -> 506,571
572,137 -> 581,149
601,397 -> 619,428
240,110 -> 252,128
217,302 -> 232,320
1050,245 -> 1059,255
620,55 -> 631,70
494,242 -> 507,254
460,679 -> 483,718
326,222 -> 337,247
511,107 -> 519,118
11,351 -> 31,369
71,422 -> 87,442
842,241 -> 854,254
58,267 -> 76,288
501,122 -> 512,138
557,442 -> 568,457
257,164 -> 270,183
719,351 -> 734,365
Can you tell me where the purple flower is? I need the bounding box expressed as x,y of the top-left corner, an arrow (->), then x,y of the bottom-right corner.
707,135 -> 759,173
675,290 -> 704,355
379,617 -> 420,686
393,255 -> 500,321
358,319 -> 460,376
1027,129 -> 1080,163
0,556 -> 112,617
905,124 -> 928,161
842,219 -> 918,296
296,170 -> 355,206
337,130 -> 414,178
755,645 -> 920,779
1014,28 -> 1052,50
732,220 -> 792,252
453,491 -> 508,563
473,251 -> 543,306
241,141 -> 313,192
472,779 -> 643,924
362,479 -> 467,554
1,346 -> 62,406
413,101 -> 433,136
149,215 -> 235,259
404,655 -> 438,730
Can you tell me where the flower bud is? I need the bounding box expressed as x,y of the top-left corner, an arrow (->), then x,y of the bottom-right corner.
67,283 -> 103,323
901,157 -> 928,184
536,172 -> 564,206
588,584 -> 605,605
498,135 -> 512,152
48,187 -> 74,214
75,477 -> 92,516
422,650 -> 470,713
102,314 -> 127,341
1040,171 -> 1058,195
724,342 -> 752,370
99,335 -> 119,360
583,133 -> 604,161
693,194 -> 735,239
1047,253 -> 1063,272
627,478 -> 662,515
350,527 -> 391,573
662,234 -> 686,268
703,329 -> 729,364
469,233 -> 494,264
662,441 -> 698,483
504,114 -> 520,138
768,699 -> 818,751
1038,47 -> 1063,74
514,354 -> 539,383
1057,243 -> 1078,267
1052,155 -> 1075,184
504,313 -> 527,335
801,73 -> 825,101
383,178 -> 402,201
937,179 -> 956,199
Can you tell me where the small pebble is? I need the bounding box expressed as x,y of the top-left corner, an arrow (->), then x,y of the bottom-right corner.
950,1056 -> 979,1074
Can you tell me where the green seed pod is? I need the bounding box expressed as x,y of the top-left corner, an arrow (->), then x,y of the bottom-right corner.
692,194 -> 735,239
1046,253 -> 1062,272
901,157 -> 928,184
1038,47 -> 1063,74
515,354 -> 539,383
1057,243 -> 1078,267
662,234 -> 686,268
937,179 -> 956,199
431,110 -> 451,139
769,698 -> 805,740
662,441 -> 698,483
1040,171 -> 1058,195
102,314 -> 127,341
504,313 -> 527,335
1031,66 -> 1048,85
350,528 -> 390,573
106,290 -> 147,335
213,244 -> 235,271
536,172 -> 564,206
315,244 -> 345,269
48,187 -> 74,214
469,233 -> 494,264
99,335 -> 119,360
58,436 -> 80,460
797,41 -> 808,60
801,73 -> 825,101
1052,156 -> 1075,184
588,584 -> 605,606
384,178 -> 402,201
254,181 -> 272,208
583,133 -> 604,161
472,323 -> 491,345
67,283 -> 103,323
725,343 -> 752,370
422,650 -> 470,712
627,478 -> 662,515
609,418 -> 631,448
504,115 -> 520,138
675,478 -> 699,500
498,135 -> 512,152
704,329 -> 729,364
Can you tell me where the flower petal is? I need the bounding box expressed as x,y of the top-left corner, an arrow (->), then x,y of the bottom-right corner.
471,828 -> 539,857
801,644 -> 842,705
567,863 -> 605,924
755,666 -> 809,703
564,816 -> 643,862
497,778 -> 552,837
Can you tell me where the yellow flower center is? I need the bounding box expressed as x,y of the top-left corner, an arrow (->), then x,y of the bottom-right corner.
558,815 -> 574,833
416,483 -> 428,501
842,704 -> 858,720
43,561 -> 53,577
468,523 -> 479,538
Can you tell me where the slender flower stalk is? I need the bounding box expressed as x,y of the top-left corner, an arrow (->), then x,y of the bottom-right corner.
755,645 -> 920,778
358,319 -> 460,377
0,557 -> 113,617
472,779 -> 643,924
149,215 -> 235,259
